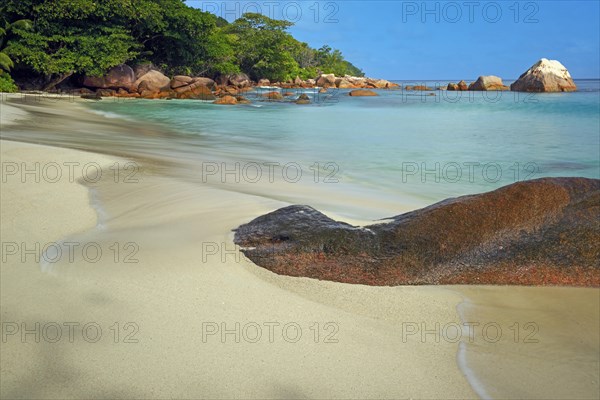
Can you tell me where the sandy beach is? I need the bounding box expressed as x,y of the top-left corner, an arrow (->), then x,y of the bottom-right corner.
1,98 -> 476,399
1,97 -> 598,399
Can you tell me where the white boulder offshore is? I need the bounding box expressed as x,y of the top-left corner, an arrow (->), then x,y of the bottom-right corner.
510,58 -> 577,92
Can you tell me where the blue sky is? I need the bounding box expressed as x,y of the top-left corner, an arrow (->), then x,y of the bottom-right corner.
187,1 -> 600,79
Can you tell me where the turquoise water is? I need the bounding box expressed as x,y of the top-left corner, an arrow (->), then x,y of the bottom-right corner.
88,79 -> 599,211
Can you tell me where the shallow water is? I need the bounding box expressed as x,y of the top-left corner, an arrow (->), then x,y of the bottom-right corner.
3,80 -> 599,220
84,79 -> 600,213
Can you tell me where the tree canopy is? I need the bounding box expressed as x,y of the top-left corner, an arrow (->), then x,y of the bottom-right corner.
1,0 -> 364,89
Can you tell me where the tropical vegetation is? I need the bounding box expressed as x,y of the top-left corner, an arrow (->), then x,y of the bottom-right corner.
0,0 -> 364,91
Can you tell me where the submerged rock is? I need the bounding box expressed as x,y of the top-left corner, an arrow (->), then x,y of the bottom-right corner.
214,95 -> 237,105
234,178 -> 600,286
349,89 -> 378,97
262,91 -> 284,100
295,94 -> 311,104
511,58 -> 577,92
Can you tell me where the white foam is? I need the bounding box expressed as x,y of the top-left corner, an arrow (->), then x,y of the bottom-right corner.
456,296 -> 494,400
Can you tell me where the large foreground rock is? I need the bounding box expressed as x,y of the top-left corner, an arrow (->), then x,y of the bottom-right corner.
83,64 -> 135,90
234,178 -> 600,286
511,58 -> 577,92
468,75 -> 509,91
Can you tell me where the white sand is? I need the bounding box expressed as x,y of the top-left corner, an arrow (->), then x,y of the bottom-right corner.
0,137 -> 476,399
2,98 -> 598,400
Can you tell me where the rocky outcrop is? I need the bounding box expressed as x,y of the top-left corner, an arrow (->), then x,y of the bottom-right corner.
214,95 -> 238,105
447,80 -> 469,91
262,91 -> 284,100
511,58 -> 577,92
405,85 -> 433,91
336,78 -> 354,89
134,70 -> 171,93
170,75 -> 194,89
468,75 -> 509,91
257,79 -> 271,86
234,178 -> 600,286
83,64 -> 136,90
349,89 -> 378,97
317,73 -> 336,88
133,63 -> 157,80
228,73 -> 251,88
295,94 -> 311,104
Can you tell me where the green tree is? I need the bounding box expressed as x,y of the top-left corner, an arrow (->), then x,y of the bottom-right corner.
316,45 -> 364,77
4,0 -> 140,89
225,13 -> 301,81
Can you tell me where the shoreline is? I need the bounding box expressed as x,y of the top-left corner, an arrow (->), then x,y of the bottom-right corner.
1,96 -> 598,399
0,100 -> 478,399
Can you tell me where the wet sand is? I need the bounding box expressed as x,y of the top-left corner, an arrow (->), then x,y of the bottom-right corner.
457,286 -> 599,399
1,96 -> 598,399
1,97 -> 476,399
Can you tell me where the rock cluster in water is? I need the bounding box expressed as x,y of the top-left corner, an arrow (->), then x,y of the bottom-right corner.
73,57 -> 577,102
234,178 -> 599,286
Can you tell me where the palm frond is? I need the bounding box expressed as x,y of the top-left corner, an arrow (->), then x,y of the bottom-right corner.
0,52 -> 14,72
9,19 -> 33,31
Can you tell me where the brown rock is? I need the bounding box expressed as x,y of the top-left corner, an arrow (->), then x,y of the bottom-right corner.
349,89 -> 378,97
171,76 -> 193,89
468,75 -> 509,91
295,94 -> 311,105
317,73 -> 336,88
133,63 -> 157,80
511,58 -> 577,92
228,73 -> 251,88
83,64 -> 135,90
257,79 -> 271,86
262,91 -> 284,100
135,70 -> 171,93
336,79 -> 354,89
214,95 -> 238,105
234,178 -> 600,287
458,80 -> 468,91
140,89 -> 158,99
97,89 -> 116,97
192,77 -> 216,89
447,83 -> 459,91
235,96 -> 251,104
177,85 -> 215,100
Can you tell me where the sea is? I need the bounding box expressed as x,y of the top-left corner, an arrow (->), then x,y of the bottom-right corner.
83,79 -> 600,218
